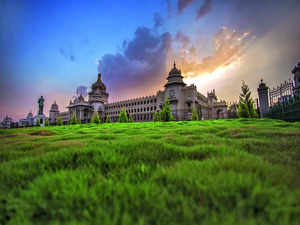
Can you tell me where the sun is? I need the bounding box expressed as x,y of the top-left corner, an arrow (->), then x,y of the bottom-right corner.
183,58 -> 242,88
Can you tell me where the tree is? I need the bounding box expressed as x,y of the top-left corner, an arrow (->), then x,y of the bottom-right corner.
91,110 -> 100,124
70,113 -> 78,125
105,115 -> 111,123
237,81 -> 258,118
159,99 -> 173,122
128,114 -> 133,122
153,111 -> 160,122
118,108 -> 128,123
191,106 -> 199,121
57,116 -> 63,126
44,118 -> 49,126
36,119 -> 40,127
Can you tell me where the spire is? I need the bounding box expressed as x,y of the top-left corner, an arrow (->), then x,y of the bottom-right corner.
173,60 -> 176,68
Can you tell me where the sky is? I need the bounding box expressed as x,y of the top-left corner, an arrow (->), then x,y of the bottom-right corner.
1,0 -> 300,120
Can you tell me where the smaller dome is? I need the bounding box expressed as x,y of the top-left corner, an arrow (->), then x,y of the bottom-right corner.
26,112 -> 33,119
50,101 -> 59,111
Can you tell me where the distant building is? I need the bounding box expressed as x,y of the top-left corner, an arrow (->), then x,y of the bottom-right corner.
257,61 -> 300,117
19,112 -> 34,127
1,115 -> 13,128
50,62 -> 228,124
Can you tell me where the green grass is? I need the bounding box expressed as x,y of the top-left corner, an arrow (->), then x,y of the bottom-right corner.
0,119 -> 300,225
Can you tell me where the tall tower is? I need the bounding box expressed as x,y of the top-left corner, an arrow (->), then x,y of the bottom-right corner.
292,61 -> 300,96
88,73 -> 109,112
257,79 -> 269,118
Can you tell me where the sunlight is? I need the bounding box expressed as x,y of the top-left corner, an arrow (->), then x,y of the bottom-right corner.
184,58 -> 242,88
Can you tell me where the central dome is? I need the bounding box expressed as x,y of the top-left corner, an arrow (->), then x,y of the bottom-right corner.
92,73 -> 107,90
168,62 -> 182,76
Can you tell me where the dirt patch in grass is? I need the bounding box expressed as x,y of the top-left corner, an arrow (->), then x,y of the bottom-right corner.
266,130 -> 300,138
245,126 -> 258,130
0,133 -> 30,139
29,130 -> 56,136
55,140 -> 84,147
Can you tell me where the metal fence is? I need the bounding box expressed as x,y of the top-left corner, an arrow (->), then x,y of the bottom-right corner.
265,92 -> 300,121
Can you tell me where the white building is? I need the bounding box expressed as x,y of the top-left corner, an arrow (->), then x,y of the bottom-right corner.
50,62 -> 228,124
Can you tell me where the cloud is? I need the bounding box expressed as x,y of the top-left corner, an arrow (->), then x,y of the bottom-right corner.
59,47 -> 75,62
196,0 -> 212,20
97,26 -> 172,101
76,86 -> 88,97
175,31 -> 190,48
177,0 -> 212,20
178,0 -> 194,13
178,27 -> 252,77
153,12 -> 163,29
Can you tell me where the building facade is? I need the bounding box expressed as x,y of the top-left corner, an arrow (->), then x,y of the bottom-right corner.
257,61 -> 300,117
49,63 -> 228,124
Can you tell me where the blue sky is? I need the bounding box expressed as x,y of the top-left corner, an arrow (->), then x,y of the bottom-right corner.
1,0 -> 300,120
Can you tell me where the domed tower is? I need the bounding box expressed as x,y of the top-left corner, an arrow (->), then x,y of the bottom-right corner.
292,61 -> 300,96
162,61 -> 187,120
49,101 -> 59,124
88,73 -> 109,111
257,79 -> 269,118
165,62 -> 186,88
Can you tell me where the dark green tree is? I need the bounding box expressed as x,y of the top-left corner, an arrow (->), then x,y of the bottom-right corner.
44,118 -> 49,126
118,108 -> 128,123
105,115 -> 111,123
128,114 -> 133,122
57,116 -> 63,126
237,81 -> 258,118
191,106 -> 199,121
153,111 -> 160,122
36,119 -> 40,127
91,110 -> 100,124
159,99 -> 173,122
70,113 -> 78,125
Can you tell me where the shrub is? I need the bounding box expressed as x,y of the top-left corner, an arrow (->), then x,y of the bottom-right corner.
237,81 -> 258,118
57,116 -> 63,126
118,108 -> 128,123
105,115 -> 111,123
191,107 -> 199,121
159,99 -> 173,122
128,114 -> 133,122
91,110 -> 100,124
153,111 -> 160,122
44,118 -> 49,126
70,113 -> 78,125
36,119 -> 40,127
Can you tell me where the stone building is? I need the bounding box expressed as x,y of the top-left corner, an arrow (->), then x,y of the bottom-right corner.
19,112 -> 35,127
49,62 -> 228,124
257,61 -> 300,117
0,115 -> 13,128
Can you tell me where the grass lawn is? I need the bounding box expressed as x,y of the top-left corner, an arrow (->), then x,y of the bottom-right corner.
0,118 -> 300,225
